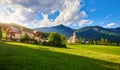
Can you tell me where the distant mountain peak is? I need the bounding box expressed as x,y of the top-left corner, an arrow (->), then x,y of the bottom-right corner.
34,24 -> 73,37
53,24 -> 66,27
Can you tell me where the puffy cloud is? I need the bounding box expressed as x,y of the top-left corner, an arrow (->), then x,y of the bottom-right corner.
79,20 -> 93,26
0,0 -> 93,28
103,23 -> 116,28
38,0 -> 87,27
0,0 -> 65,23
8,0 -> 65,14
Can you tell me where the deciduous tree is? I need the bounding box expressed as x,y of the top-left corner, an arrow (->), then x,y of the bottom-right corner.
0,25 -> 2,40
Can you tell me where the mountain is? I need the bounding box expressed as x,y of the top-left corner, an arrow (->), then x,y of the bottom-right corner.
112,27 -> 120,34
34,24 -> 74,37
76,26 -> 120,42
34,25 -> 120,43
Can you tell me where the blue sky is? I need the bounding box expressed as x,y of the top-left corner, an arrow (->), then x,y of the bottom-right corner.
0,0 -> 120,29
81,0 -> 120,28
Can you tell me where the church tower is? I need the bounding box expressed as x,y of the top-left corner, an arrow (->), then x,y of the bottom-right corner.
72,30 -> 76,43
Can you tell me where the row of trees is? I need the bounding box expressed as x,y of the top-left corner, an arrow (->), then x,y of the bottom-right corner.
79,37 -> 120,46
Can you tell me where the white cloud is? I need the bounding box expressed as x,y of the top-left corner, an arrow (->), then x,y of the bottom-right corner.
90,8 -> 96,12
79,20 -> 94,26
103,23 -> 116,28
0,0 -> 93,28
100,22 -> 104,24
38,0 -> 89,27
90,1 -> 94,4
105,14 -> 112,19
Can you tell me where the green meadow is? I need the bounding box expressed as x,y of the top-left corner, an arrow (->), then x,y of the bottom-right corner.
0,42 -> 120,70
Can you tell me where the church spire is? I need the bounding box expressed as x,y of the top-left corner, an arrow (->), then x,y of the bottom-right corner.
72,30 -> 76,43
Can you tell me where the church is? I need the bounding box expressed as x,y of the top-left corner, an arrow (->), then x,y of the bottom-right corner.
67,30 -> 77,44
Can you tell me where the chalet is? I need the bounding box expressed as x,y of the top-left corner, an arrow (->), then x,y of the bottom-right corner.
6,26 -> 42,43
6,27 -> 21,41
33,31 -> 41,43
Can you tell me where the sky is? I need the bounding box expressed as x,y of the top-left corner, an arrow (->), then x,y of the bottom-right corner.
0,0 -> 120,29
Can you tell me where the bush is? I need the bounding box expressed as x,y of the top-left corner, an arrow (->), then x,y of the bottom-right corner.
19,34 -> 38,44
47,32 -> 67,47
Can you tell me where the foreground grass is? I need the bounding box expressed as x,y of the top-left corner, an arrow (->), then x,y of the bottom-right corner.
0,42 -> 120,70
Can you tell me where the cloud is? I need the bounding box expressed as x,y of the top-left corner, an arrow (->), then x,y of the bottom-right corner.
100,22 -> 104,24
103,23 -> 116,28
0,0 -> 65,23
79,19 -> 94,26
90,8 -> 96,12
90,0 -> 94,4
105,14 -> 112,19
0,0 -> 93,28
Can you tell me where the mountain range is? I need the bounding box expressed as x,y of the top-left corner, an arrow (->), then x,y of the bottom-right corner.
34,24 -> 120,43
1,22 -> 119,43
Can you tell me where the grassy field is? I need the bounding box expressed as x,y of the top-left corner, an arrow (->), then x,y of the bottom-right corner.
0,42 -> 120,70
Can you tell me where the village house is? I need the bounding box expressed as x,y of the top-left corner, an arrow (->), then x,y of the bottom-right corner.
33,30 -> 41,43
82,39 -> 89,44
6,26 -> 42,43
6,27 -> 21,41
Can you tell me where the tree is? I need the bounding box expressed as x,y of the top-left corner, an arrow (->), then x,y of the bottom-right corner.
97,40 -> 100,45
100,38 -> 105,45
0,25 -> 2,40
19,33 -> 37,44
48,32 -> 67,47
60,34 -> 67,45
79,37 -> 83,44
93,40 -> 97,45
19,33 -> 30,42
88,38 -> 93,44
104,39 -> 109,45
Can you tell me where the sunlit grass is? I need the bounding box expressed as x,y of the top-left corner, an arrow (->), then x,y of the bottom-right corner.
0,42 -> 120,70
1,29 -> 7,40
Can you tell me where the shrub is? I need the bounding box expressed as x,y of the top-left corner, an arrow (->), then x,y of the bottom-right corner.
19,34 -> 38,44
47,32 -> 67,47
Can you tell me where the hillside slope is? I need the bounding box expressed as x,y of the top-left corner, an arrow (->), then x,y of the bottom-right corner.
77,26 -> 120,42
34,24 -> 73,37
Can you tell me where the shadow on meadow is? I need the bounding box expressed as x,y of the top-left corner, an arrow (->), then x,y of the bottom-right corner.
0,42 -> 120,70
